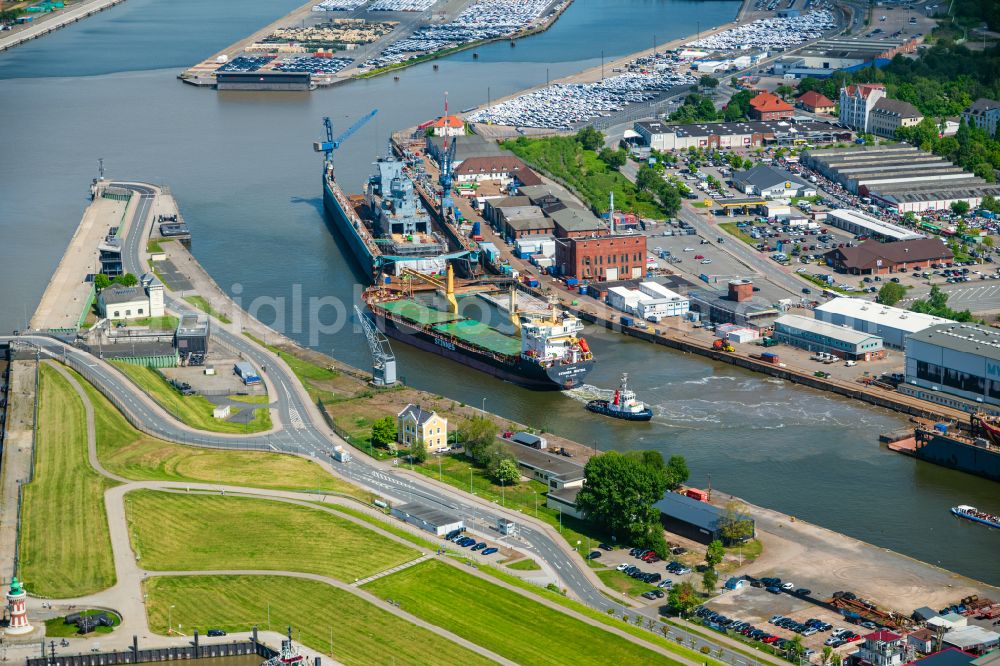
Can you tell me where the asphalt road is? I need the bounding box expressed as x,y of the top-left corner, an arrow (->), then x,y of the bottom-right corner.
3,182 -> 785,666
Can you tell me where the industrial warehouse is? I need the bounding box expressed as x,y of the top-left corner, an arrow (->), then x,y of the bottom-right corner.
814,297 -> 950,350
903,323 -> 1000,410
771,34 -> 918,79
822,209 -> 925,242
633,118 -> 852,151
802,144 -> 1000,213
773,313 -> 886,361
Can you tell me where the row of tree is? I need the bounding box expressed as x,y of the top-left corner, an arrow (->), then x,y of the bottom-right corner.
667,90 -> 754,125
93,272 -> 138,290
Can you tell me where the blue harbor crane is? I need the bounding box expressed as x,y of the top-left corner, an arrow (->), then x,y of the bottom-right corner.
438,137 -> 457,220
313,109 -> 379,178
354,305 -> 396,386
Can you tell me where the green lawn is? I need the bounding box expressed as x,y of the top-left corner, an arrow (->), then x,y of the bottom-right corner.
143,576 -> 493,666
44,610 -> 120,637
504,135 -> 667,219
506,558 -> 541,571
19,365 -> 117,597
110,361 -> 271,434
719,222 -> 758,248
183,295 -> 231,324
365,560 -> 677,666
597,569 -> 657,597
74,377 -> 366,497
411,452 -> 609,555
476,564 -> 720,665
126,316 -> 179,330
313,503 -> 439,551
127,491 -> 417,582
227,394 -> 271,404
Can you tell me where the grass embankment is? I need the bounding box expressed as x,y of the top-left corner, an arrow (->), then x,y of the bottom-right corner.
143,576 -> 493,666
183,295 -> 231,324
410,452 -> 608,555
597,569 -> 657,597
127,491 -> 416,582
475,564 -> 721,665
506,558 -> 541,571
364,559 -> 677,666
110,361 -> 271,434
45,610 -> 120,637
313,503 -> 438,551
719,222 -> 758,248
504,135 -> 666,219
227,394 -> 270,404
19,365 -> 117,597
354,39 -> 488,78
76,377 -> 366,497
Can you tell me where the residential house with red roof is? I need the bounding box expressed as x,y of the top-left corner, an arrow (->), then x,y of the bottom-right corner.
797,90 -> 836,114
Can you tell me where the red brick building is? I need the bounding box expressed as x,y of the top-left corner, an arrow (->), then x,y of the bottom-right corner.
824,239 -> 954,275
749,92 -> 794,121
555,234 -> 646,280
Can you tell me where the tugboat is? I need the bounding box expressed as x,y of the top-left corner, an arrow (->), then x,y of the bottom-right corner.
950,505 -> 1000,529
262,630 -> 305,666
586,373 -> 653,421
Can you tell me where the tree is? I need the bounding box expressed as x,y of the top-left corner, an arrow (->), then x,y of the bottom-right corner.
717,500 -> 754,544
93,274 -> 111,290
664,454 -> 689,490
787,636 -> 805,660
478,439 -> 509,470
599,147 -> 627,169
982,195 -> 1000,214
576,451 -> 670,553
877,281 -> 906,306
370,416 -> 396,450
832,653 -> 843,666
114,272 -> 138,287
951,200 -> 971,216
490,457 -> 519,486
410,438 -> 427,464
699,74 -> 719,89
457,416 -> 498,461
822,646 -> 834,665
667,581 -> 699,617
705,540 -> 725,569
575,126 -> 604,151
910,285 -> 975,322
701,568 -> 718,594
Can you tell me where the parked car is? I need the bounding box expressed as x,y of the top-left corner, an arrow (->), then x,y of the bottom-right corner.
586,551 -> 602,560
481,547 -> 498,555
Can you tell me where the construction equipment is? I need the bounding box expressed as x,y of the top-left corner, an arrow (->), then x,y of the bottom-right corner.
398,265 -> 458,314
437,95 -> 458,221
314,109 -> 379,176
712,339 -> 735,352
354,305 -> 396,386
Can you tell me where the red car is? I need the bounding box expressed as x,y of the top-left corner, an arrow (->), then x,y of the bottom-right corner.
762,636 -> 778,644
694,254 -> 705,260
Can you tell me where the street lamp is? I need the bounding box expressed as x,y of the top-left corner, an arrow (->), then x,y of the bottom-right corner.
481,397 -> 486,414
168,605 -> 175,635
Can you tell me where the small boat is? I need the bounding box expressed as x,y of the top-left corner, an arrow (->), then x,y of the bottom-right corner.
586,373 -> 653,421
950,505 -> 1000,529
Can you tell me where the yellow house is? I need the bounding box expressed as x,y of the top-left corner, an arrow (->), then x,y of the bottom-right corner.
397,404 -> 448,452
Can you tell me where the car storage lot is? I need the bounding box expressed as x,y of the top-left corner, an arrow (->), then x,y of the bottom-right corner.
703,588 -> 864,660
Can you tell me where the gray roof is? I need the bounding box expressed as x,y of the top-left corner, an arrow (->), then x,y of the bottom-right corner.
635,119 -> 849,140
176,313 -> 209,336
100,286 -> 145,305
871,98 -> 922,119
427,134 -> 504,163
392,502 -> 460,528
966,98 -> 1000,115
654,492 -> 726,531
398,403 -> 437,426
908,323 -> 1000,360
688,289 -> 779,315
732,164 -> 811,192
548,207 -> 604,233
508,442 -> 584,481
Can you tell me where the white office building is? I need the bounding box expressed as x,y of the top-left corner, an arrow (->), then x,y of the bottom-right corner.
814,297 -> 949,349
824,209 -> 924,242
607,282 -> 689,320
839,83 -> 886,133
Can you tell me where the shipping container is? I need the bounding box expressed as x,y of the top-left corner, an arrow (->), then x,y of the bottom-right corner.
620,316 -> 634,327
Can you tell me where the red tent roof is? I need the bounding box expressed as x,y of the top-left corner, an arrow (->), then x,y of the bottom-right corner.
866,630 -> 903,643
432,115 -> 464,128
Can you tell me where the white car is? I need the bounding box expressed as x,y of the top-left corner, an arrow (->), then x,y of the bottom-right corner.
701,259 -> 713,264
683,247 -> 694,252
616,563 -> 629,572
781,582 -> 794,590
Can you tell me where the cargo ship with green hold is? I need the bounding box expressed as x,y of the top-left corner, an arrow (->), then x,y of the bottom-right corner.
364,267 -> 595,390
